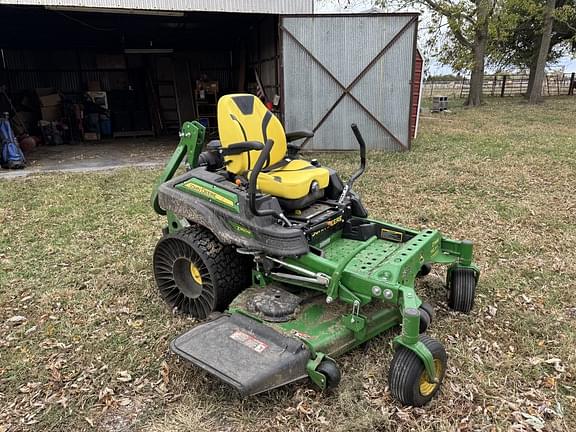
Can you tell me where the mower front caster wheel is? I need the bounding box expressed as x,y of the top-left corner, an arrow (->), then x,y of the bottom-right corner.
447,268 -> 477,313
419,302 -> 434,333
389,335 -> 447,407
417,263 -> 432,278
317,359 -> 341,390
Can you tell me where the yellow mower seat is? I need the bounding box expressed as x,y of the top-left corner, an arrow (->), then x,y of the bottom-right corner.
251,159 -> 330,200
217,94 -> 329,201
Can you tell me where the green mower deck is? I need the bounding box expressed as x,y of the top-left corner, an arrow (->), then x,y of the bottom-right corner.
167,223 -> 477,398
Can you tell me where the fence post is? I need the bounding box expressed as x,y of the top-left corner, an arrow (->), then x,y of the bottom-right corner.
430,80 -> 434,97
569,73 -> 575,96
491,75 -> 497,96
501,75 -> 507,97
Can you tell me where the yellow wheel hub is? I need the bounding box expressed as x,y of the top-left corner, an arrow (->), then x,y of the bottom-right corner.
190,263 -> 203,285
419,358 -> 443,397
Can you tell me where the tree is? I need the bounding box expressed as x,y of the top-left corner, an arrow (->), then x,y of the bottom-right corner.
377,0 -> 500,107
488,0 -> 576,96
528,0 -> 557,103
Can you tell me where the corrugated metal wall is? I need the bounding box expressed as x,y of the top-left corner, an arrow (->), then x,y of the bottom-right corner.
0,0 -> 313,14
281,14 -> 418,151
0,49 -> 136,92
0,48 -> 234,93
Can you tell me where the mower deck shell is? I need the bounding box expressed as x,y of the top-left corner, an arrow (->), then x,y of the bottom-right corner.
171,313 -> 310,396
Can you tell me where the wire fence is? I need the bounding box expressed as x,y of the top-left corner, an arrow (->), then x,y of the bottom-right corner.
423,73 -> 576,98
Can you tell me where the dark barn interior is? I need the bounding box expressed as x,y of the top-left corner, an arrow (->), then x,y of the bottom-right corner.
0,5 -> 279,152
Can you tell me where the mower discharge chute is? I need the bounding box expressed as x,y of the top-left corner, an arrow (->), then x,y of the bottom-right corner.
151,94 -> 479,406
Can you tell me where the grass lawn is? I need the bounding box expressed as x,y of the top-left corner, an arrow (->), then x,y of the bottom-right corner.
1,97 -> 575,432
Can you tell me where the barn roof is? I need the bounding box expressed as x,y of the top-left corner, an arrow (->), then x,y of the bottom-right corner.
0,0 -> 314,15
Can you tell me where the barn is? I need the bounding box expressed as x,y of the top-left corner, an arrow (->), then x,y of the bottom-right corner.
0,0 -> 423,154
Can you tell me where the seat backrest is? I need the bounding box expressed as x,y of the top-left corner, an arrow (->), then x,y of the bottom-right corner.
217,94 -> 287,174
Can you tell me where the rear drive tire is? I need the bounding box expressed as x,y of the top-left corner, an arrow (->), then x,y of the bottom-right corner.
447,268 -> 477,313
153,226 -> 251,319
388,335 -> 447,407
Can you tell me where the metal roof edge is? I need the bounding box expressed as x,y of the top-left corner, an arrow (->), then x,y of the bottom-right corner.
0,0 -> 314,15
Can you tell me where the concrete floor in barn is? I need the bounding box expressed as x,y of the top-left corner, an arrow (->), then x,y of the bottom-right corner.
0,136 -> 177,179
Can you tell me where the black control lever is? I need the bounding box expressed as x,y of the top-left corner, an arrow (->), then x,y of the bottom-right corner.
338,123 -> 367,204
248,139 -> 292,226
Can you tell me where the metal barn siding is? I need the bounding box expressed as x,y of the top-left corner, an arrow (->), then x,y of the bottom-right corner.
410,50 -> 424,140
280,14 -> 418,151
0,0 -> 313,14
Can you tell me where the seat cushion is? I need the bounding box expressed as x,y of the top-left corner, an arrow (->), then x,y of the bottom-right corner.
251,159 -> 330,200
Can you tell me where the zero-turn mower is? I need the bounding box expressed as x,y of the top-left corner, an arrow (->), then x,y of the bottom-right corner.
150,94 -> 479,406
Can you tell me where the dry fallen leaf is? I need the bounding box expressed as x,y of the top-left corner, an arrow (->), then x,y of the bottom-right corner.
160,361 -> 170,385
7,315 -> 27,325
117,370 -> 133,383
544,358 -> 565,373
296,400 -> 314,415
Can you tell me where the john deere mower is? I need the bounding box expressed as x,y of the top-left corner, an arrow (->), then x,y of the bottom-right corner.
150,94 -> 479,406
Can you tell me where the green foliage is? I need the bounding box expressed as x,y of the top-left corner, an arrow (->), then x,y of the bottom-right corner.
377,0 -> 575,73
377,0 -> 498,74
554,2 -> 576,35
489,0 -> 576,70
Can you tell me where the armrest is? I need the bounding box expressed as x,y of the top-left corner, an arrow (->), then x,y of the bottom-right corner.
221,141 -> 264,156
286,130 -> 314,142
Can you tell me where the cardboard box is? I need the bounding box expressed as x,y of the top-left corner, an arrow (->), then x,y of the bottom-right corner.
83,132 -> 100,141
206,81 -> 218,94
38,93 -> 62,107
196,80 -> 219,94
40,106 -> 62,122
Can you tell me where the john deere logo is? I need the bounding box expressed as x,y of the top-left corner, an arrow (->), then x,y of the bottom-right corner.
229,222 -> 254,238
183,182 -> 234,207
177,178 -> 239,213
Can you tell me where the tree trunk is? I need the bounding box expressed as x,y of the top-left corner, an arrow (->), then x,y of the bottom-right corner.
526,44 -> 540,96
528,0 -> 556,104
466,42 -> 488,106
465,1 -> 491,107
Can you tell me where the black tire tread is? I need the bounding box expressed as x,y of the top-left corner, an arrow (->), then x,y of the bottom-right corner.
176,226 -> 250,310
153,225 -> 250,318
419,308 -> 431,334
417,263 -> 432,278
448,268 -> 476,313
317,359 -> 341,390
388,335 -> 447,407
419,302 -> 434,321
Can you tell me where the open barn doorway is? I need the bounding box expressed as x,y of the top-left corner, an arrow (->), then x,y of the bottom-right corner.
0,5 -> 279,173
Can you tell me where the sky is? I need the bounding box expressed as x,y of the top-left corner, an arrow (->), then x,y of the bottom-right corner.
313,0 -> 576,75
